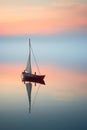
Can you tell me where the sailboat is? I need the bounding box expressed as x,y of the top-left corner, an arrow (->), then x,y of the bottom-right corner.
22,38 -> 45,82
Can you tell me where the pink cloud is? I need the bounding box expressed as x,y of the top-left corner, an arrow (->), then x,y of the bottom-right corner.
0,2 -> 87,35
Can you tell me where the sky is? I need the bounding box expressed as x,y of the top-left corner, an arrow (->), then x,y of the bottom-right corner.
0,0 -> 87,35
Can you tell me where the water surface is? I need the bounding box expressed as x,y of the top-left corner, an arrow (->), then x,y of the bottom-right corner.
0,35 -> 87,130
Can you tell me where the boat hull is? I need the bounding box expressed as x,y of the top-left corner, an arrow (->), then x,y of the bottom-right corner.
22,72 -> 45,80
22,78 -> 45,85
22,72 -> 45,85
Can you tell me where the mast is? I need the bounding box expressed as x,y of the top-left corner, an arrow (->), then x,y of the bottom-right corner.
29,38 -> 32,73
26,38 -> 32,73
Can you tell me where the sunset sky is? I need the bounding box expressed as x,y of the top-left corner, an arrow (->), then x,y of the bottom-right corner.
0,1 -> 87,130
0,0 -> 87,35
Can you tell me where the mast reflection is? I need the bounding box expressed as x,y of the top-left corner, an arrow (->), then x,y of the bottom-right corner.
25,82 -> 32,113
23,79 -> 45,113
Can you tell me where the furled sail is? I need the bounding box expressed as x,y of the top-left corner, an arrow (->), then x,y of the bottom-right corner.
25,39 -> 32,73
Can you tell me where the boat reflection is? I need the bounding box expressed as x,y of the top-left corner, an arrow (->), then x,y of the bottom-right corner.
25,82 -> 32,113
22,78 -> 45,85
23,79 -> 45,113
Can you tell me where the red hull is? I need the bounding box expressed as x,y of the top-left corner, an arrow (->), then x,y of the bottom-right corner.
22,72 -> 45,84
23,75 -> 45,80
22,78 -> 45,85
22,74 -> 45,85
22,72 -> 45,79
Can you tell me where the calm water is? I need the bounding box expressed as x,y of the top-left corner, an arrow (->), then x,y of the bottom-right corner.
0,35 -> 87,130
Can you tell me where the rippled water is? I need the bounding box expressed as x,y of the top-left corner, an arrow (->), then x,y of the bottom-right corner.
0,35 -> 87,130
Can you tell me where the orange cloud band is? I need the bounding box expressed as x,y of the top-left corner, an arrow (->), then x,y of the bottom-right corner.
0,2 -> 87,35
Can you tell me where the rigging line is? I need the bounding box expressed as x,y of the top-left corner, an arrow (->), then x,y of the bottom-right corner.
32,84 -> 41,108
31,46 -> 41,74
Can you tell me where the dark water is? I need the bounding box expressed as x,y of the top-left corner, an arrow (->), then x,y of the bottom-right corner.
0,35 -> 87,130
